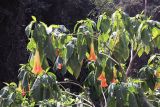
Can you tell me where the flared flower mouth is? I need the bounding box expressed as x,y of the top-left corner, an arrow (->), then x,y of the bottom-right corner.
98,72 -> 108,88
32,49 -> 43,75
88,43 -> 97,61
100,78 -> 108,87
111,78 -> 119,83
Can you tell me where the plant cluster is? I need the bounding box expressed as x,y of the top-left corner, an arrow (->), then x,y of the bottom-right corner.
0,10 -> 160,107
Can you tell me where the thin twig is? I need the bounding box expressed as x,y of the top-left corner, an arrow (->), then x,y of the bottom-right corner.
126,47 -> 133,76
126,47 -> 140,77
101,88 -> 107,107
58,81 -> 85,92
61,90 -> 95,107
100,52 -> 120,66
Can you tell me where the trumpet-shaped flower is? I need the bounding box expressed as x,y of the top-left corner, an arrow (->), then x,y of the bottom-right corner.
98,72 -> 108,88
88,43 -> 97,61
32,49 -> 43,75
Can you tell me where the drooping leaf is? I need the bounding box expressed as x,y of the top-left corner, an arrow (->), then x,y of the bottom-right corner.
67,52 -> 82,78
129,93 -> 138,107
152,27 -> 160,39
97,13 -> 110,33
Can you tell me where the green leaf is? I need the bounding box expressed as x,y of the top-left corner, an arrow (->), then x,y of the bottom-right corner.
97,13 -> 110,33
154,36 -> 160,49
77,34 -> 87,62
111,10 -> 124,30
67,53 -> 82,78
22,71 -> 29,89
44,36 -> 56,64
138,48 -> 144,57
148,54 -> 156,64
115,87 -> 124,107
32,22 -> 47,50
65,42 -> 75,64
98,33 -> 109,45
27,38 -> 36,52
129,93 -> 138,107
107,96 -> 116,107
25,21 -> 35,37
31,76 -> 43,101
152,27 -> 160,39
144,46 -> 150,55
112,31 -> 129,63
31,16 -> 37,22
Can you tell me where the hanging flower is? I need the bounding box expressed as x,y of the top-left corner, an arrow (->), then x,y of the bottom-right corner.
111,67 -> 119,83
98,72 -> 108,88
111,78 -> 119,83
32,49 -> 43,75
100,79 -> 108,88
88,42 -> 97,61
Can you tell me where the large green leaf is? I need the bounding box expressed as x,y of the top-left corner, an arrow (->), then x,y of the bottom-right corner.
112,31 -> 129,63
67,52 -> 82,78
77,34 -> 87,62
97,13 -> 110,33
111,10 -> 124,30
152,27 -> 160,39
129,93 -> 138,107
25,21 -> 35,37
44,35 -> 56,64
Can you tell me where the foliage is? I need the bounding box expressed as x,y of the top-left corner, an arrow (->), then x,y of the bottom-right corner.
1,10 -> 160,106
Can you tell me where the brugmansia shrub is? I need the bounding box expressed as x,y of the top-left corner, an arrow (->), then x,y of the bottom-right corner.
0,9 -> 160,107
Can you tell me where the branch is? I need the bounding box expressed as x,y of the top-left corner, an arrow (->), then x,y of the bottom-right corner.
61,90 -> 95,107
126,47 -> 139,77
101,88 -> 107,107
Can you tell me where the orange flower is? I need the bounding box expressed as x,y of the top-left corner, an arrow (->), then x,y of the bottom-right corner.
32,49 -> 43,75
57,63 -> 63,70
100,79 -> 108,87
98,73 -> 105,81
88,43 -> 97,61
111,78 -> 119,83
98,72 -> 108,88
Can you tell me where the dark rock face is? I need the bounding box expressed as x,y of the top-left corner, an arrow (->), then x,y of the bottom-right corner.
0,0 -> 94,88
0,0 -> 28,88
